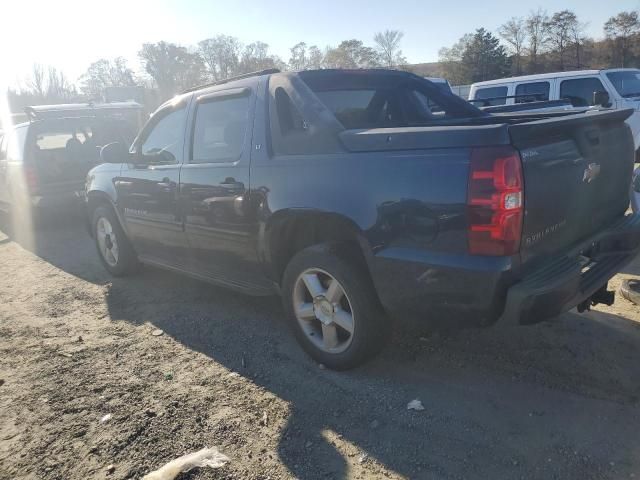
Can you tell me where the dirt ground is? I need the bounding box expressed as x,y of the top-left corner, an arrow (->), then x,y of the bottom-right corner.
1,212 -> 640,480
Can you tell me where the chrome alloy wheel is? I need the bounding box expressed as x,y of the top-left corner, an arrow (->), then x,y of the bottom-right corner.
293,268 -> 355,353
96,217 -> 119,267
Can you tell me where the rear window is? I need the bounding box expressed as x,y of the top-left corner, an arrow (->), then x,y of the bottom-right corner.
515,82 -> 550,103
474,86 -> 508,106
300,72 -> 479,130
33,121 -> 128,163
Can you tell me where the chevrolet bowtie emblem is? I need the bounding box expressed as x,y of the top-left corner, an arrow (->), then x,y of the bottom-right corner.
583,163 -> 601,183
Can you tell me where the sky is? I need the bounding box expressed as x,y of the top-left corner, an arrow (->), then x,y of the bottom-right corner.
1,0 -> 639,88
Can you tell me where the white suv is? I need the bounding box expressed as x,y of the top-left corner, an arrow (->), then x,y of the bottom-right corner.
469,69 -> 640,157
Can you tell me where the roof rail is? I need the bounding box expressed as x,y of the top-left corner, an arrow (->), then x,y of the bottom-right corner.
181,68 -> 281,94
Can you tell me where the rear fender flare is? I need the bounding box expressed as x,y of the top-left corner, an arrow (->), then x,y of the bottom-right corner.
261,208 -> 375,280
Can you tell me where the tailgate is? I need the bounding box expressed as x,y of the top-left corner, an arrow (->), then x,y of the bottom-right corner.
509,109 -> 635,265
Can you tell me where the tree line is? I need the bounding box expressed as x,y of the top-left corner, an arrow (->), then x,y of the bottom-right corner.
8,30 -> 407,109
7,8 -> 640,111
439,9 -> 640,84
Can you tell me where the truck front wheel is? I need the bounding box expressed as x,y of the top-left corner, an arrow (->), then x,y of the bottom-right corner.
282,244 -> 390,370
92,205 -> 139,276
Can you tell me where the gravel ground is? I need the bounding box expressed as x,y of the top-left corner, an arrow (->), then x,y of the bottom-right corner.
1,212 -> 640,480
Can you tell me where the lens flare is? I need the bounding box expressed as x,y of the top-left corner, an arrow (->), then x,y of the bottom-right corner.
0,83 -> 35,251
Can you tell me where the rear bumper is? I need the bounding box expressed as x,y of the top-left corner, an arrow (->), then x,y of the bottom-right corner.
30,190 -> 85,210
500,213 -> 640,326
371,214 -> 640,327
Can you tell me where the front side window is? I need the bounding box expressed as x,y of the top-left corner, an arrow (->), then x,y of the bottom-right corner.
560,78 -> 607,107
606,71 -> 640,98
474,86 -> 508,106
191,95 -> 250,164
140,107 -> 187,164
515,82 -> 550,103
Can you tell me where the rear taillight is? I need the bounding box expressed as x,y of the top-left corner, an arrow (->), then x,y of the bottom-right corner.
24,165 -> 39,191
467,146 -> 524,256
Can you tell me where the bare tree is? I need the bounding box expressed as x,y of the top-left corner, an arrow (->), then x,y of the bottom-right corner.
525,9 -> 550,73
198,35 -> 241,81
307,46 -> 324,69
438,33 -> 474,85
498,17 -> 527,75
80,57 -> 137,98
237,41 -> 284,74
570,18 -> 589,68
605,11 -> 640,67
289,42 -> 308,70
324,40 -> 379,69
26,64 -> 47,101
546,10 -> 580,70
46,67 -> 75,101
373,30 -> 406,68
288,43 -> 324,70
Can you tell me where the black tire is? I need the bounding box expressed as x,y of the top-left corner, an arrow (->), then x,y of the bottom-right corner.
620,279 -> 640,305
92,205 -> 139,276
282,244 -> 390,370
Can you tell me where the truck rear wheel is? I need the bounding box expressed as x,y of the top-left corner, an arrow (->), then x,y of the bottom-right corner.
282,244 -> 390,370
92,205 -> 139,276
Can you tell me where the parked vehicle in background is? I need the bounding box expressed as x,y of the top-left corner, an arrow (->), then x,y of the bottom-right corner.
469,69 -> 640,159
86,69 -> 640,370
0,102 -> 140,215
424,77 -> 453,94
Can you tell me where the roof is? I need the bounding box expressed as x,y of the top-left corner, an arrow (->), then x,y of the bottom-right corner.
25,101 -> 142,121
470,68 -> 640,88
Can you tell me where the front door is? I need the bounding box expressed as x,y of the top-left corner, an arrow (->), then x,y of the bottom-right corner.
179,87 -> 264,290
117,102 -> 189,264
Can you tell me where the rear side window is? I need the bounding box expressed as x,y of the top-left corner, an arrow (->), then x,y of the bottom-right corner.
309,88 -> 458,129
191,94 -> 250,164
269,72 -> 482,155
515,82 -> 550,103
560,78 -> 606,107
474,86 -> 508,106
313,90 -> 378,128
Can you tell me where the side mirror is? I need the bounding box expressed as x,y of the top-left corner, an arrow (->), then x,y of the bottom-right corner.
100,142 -> 129,164
593,91 -> 611,108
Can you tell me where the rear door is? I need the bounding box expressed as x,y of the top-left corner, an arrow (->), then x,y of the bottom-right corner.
179,86 -> 263,288
510,109 -> 634,266
116,102 -> 189,264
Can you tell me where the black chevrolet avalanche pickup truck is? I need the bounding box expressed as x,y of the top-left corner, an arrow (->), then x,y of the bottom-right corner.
85,68 -> 640,369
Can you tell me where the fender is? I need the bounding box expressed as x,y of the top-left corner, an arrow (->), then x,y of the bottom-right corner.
260,208 -> 376,282
85,163 -> 127,237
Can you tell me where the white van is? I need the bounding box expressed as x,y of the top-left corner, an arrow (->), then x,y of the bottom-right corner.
469,69 -> 640,157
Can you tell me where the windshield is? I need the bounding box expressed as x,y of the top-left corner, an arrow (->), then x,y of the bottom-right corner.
607,71 -> 640,98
